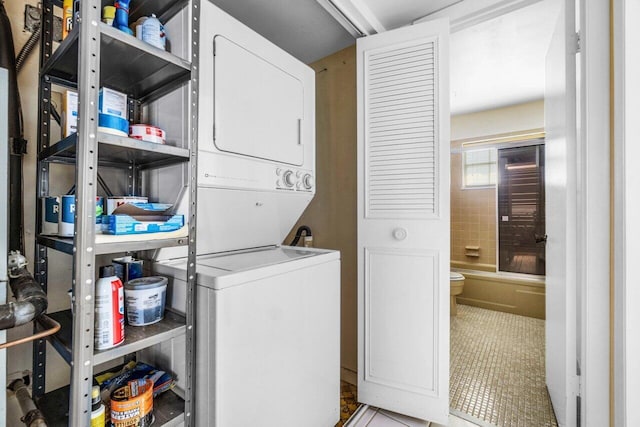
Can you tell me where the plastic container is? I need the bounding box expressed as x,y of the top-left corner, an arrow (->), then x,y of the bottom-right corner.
95,265 -> 125,350
132,17 -> 147,40
125,277 -> 167,326
141,14 -> 166,50
113,0 -> 130,33
90,385 -> 105,427
102,6 -> 115,25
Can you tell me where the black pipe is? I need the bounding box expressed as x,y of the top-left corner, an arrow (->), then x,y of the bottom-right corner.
290,225 -> 312,247
0,252 -> 48,330
0,1 -> 26,253
16,25 -> 40,73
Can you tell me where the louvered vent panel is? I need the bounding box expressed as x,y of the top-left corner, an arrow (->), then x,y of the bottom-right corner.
366,41 -> 438,216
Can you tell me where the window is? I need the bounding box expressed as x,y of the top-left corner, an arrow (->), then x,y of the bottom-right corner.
463,148 -> 497,188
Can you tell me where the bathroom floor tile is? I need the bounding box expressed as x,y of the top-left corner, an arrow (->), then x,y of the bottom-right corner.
336,381 -> 360,426
450,304 -> 558,427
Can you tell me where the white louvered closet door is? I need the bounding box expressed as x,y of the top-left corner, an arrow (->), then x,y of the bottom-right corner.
357,18 -> 450,424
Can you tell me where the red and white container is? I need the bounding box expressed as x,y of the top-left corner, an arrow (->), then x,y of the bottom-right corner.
94,265 -> 125,350
129,124 -> 166,144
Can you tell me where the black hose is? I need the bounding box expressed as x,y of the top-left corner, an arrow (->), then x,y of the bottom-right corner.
0,253 -> 48,330
290,225 -> 312,247
16,25 -> 40,73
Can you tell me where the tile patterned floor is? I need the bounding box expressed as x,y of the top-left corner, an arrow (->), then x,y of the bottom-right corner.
450,304 -> 558,427
337,381 -> 359,426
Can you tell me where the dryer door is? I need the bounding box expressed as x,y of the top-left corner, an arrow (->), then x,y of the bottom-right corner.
213,35 -> 305,166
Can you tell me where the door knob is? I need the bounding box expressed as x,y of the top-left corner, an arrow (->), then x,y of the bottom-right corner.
392,228 -> 408,241
535,234 -> 548,243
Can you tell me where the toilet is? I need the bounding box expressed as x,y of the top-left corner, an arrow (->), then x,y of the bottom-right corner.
450,272 -> 465,316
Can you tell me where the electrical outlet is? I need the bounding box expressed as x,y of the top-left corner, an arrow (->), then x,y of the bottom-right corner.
24,4 -> 63,42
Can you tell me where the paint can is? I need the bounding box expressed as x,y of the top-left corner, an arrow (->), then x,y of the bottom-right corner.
124,277 -> 167,326
113,256 -> 143,283
42,196 -> 60,235
59,195 -> 75,237
110,378 -> 154,427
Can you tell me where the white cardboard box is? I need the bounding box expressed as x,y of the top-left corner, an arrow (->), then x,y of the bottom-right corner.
62,90 -> 78,138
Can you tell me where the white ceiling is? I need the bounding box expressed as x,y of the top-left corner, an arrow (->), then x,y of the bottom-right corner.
208,0 -> 356,64
449,0 -> 560,114
206,0 -> 560,115
363,0 -> 462,30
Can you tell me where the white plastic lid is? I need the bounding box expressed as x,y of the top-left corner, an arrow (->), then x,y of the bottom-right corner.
125,276 -> 168,290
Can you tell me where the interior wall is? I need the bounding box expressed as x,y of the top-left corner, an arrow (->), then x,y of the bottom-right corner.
284,45 -> 358,381
450,100 -> 544,271
5,0 -> 73,392
451,99 -> 545,141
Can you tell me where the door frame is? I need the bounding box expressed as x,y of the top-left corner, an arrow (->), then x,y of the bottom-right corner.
419,0 -> 610,424
613,0 -> 639,425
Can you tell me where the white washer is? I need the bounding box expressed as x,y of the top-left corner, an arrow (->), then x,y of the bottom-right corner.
154,246 -> 341,427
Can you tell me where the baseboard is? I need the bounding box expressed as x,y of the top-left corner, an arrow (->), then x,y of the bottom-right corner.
341,366 -> 357,385
449,408 -> 498,427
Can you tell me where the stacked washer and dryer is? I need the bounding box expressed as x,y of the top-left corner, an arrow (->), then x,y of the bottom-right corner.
149,3 -> 340,426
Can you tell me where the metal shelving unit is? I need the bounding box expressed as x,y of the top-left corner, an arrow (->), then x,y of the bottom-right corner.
33,0 -> 199,425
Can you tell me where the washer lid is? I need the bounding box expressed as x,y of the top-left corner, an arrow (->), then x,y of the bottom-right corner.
198,246 -> 316,272
450,272 -> 465,281
154,246 -> 339,290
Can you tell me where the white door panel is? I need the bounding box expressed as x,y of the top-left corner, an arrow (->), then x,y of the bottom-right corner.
544,0 -> 578,425
365,248 -> 437,393
357,18 -> 450,425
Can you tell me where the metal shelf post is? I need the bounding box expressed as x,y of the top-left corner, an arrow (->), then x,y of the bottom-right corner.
32,0 -> 56,399
68,0 -> 102,423
184,1 -> 200,424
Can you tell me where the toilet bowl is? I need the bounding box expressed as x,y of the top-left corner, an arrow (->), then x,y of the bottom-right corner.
450,272 -> 465,316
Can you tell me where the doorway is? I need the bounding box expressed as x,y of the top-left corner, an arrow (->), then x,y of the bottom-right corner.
448,1 -> 558,425
498,144 -> 546,275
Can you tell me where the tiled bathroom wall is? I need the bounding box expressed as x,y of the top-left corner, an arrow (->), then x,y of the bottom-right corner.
450,152 -> 497,270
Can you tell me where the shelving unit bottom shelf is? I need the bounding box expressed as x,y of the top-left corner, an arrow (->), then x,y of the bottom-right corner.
36,385 -> 184,427
44,309 -> 186,366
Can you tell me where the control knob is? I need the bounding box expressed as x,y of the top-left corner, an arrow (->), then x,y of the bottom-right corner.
282,170 -> 295,188
302,174 -> 313,190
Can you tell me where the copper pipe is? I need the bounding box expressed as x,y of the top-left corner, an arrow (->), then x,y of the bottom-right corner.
0,315 -> 60,350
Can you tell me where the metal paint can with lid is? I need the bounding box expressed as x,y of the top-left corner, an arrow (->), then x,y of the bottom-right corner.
42,196 -> 60,235
59,195 -> 75,237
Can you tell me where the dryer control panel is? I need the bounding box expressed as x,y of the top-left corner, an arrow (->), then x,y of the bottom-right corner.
276,168 -> 314,192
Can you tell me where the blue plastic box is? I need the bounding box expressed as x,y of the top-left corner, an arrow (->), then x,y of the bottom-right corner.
102,214 -> 184,235
101,202 -> 183,235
